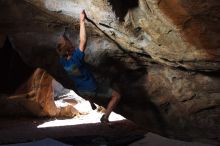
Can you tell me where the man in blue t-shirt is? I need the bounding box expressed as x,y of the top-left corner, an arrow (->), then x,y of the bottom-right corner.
56,10 -> 120,123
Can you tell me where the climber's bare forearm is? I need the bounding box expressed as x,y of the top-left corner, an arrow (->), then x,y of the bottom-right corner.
79,10 -> 87,52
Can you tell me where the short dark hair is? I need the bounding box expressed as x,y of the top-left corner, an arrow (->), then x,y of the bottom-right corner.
56,35 -> 74,56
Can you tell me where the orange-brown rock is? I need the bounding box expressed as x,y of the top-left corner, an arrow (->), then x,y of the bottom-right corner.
6,68 -> 79,117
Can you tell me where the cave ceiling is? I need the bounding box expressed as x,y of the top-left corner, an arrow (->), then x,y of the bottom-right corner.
0,0 -> 220,71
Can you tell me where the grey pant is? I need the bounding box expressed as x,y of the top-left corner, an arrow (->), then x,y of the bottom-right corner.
77,85 -> 113,99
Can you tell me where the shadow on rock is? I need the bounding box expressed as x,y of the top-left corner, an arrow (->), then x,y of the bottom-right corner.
90,56 -> 168,136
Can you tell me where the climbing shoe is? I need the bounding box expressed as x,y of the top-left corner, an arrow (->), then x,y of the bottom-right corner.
100,114 -> 109,123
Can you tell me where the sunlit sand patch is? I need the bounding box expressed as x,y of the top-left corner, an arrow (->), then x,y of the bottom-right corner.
37,90 -> 125,128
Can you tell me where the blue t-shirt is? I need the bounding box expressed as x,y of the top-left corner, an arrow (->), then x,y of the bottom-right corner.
60,48 -> 97,91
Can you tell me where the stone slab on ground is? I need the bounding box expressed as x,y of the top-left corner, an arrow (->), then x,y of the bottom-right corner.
0,138 -> 71,146
129,133 -> 214,146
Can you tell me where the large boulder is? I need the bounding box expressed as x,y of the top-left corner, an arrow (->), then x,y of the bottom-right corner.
0,68 -> 79,117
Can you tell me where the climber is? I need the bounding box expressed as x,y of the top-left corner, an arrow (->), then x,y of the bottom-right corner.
56,10 -> 120,123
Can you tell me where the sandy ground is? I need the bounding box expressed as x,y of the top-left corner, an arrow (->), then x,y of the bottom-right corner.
0,117 -> 145,146
0,91 -> 146,146
0,91 -> 218,146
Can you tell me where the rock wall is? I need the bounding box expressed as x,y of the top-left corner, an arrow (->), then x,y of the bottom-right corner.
89,51 -> 220,143
144,66 -> 220,141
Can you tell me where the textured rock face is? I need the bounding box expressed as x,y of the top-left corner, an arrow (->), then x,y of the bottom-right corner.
145,66 -> 220,140
158,0 -> 220,58
91,54 -> 220,142
1,0 -> 219,71
0,0 -> 220,144
0,68 -> 79,117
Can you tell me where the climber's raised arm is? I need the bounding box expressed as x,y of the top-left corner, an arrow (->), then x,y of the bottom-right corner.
79,10 -> 87,52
